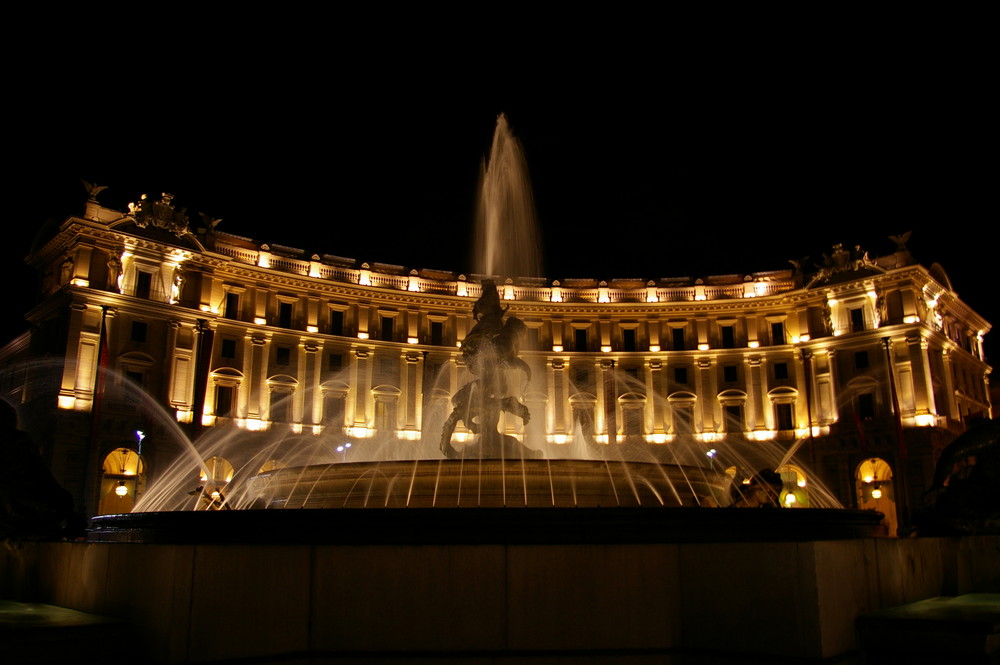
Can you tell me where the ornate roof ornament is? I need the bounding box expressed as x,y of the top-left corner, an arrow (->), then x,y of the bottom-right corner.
82,180 -> 108,203
805,242 -> 884,288
127,192 -> 191,237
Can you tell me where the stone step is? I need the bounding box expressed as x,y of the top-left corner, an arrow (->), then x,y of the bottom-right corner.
857,593 -> 1000,664
0,600 -> 137,664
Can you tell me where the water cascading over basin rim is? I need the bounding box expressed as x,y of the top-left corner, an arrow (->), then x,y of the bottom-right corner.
247,458 -> 733,509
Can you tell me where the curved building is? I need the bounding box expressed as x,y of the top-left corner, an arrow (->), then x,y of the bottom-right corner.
3,193 -> 992,531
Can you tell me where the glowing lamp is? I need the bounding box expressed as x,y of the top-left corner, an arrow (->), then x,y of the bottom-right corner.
904,315 -> 920,324
115,481 -> 129,497
748,341 -> 759,348
698,343 -> 710,351
871,486 -> 882,500
784,493 -> 797,506
648,345 -> 660,352
552,345 -> 563,352
407,337 -> 419,344
254,317 -> 267,325
70,278 -> 89,287
306,325 -> 319,333
357,332 -> 369,339
600,345 -> 612,353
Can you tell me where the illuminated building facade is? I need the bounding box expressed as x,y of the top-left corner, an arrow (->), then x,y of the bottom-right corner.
2,193 -> 992,530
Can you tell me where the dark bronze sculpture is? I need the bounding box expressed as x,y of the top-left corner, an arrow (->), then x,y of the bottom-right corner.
441,279 -> 537,459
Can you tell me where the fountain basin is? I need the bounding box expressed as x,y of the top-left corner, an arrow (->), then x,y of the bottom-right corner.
247,458 -> 732,509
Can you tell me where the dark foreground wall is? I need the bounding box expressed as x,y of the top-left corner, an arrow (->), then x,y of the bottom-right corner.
3,532 -> 1000,664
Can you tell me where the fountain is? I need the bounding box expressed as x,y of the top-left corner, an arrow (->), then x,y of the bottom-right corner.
87,113 -> 879,539
9,116 -> 958,665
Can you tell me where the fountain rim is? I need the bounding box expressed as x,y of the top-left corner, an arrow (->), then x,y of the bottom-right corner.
88,507 -> 888,545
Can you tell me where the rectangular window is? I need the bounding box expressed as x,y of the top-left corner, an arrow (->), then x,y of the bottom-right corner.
135,270 -> 152,299
850,308 -> 865,332
774,362 -> 789,380
674,367 -> 688,385
672,327 -> 685,351
622,329 -> 636,352
124,369 -> 144,412
381,316 -> 394,342
776,403 -> 794,431
673,404 -> 693,433
575,328 -> 588,351
276,346 -> 291,366
270,393 -> 289,423
723,364 -> 738,383
622,407 -> 642,436
854,351 -> 870,370
221,338 -> 237,359
721,325 -> 736,349
724,404 -> 743,432
130,321 -> 148,343
771,321 -> 785,345
572,365 -> 592,388
857,393 -> 875,421
215,385 -> 234,417
430,321 -> 444,346
328,353 -> 343,373
225,292 -> 240,320
330,309 -> 344,336
375,400 -> 396,430
526,326 -> 539,351
324,394 -> 345,427
279,302 -> 294,329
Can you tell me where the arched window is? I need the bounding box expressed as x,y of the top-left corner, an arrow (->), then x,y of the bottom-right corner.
718,389 -> 747,435
618,392 -> 646,438
768,387 -> 798,435
267,374 -> 298,425
668,391 -> 698,437
569,392 -> 597,444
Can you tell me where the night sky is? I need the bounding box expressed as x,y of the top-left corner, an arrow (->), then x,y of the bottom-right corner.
6,23 -> 994,357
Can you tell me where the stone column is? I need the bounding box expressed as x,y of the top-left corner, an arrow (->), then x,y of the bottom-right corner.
402,352 -> 423,433
600,359 -> 616,444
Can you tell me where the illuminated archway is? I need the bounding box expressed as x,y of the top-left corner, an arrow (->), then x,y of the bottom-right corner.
856,457 -> 897,535
776,464 -> 809,508
98,448 -> 146,515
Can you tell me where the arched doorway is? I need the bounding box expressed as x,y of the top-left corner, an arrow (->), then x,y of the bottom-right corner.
98,448 -> 145,515
776,464 -> 810,508
856,457 -> 897,535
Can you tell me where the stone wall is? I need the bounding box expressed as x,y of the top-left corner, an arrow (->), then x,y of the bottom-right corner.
2,535 -> 999,664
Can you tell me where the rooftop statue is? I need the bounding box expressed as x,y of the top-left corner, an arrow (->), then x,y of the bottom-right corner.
441,279 -> 537,459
